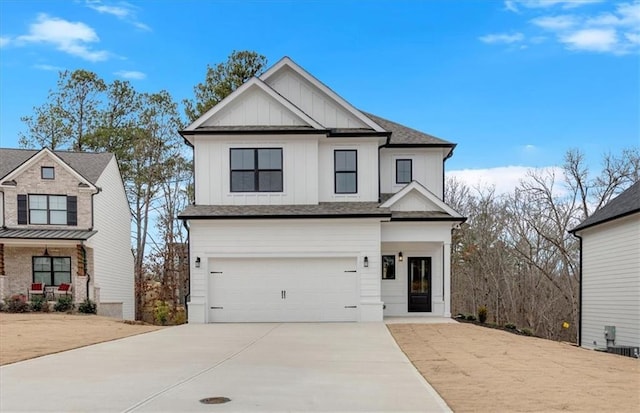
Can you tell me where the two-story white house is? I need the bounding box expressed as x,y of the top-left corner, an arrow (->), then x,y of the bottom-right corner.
179,57 -> 465,323
0,148 -> 134,320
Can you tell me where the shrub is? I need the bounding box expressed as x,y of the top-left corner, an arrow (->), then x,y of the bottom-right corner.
78,299 -> 97,314
466,314 -> 477,321
478,306 -> 488,323
454,313 -> 466,320
154,300 -> 170,325
29,295 -> 46,312
505,322 -> 517,330
520,328 -> 534,336
54,296 -> 74,312
5,294 -> 29,313
172,308 -> 187,325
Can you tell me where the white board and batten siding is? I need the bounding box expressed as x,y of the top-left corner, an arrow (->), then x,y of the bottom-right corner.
380,148 -> 446,198
188,218 -> 383,323
580,213 -> 640,349
265,68 -> 370,130
194,135 -> 320,205
86,157 -> 135,320
318,139 -> 379,202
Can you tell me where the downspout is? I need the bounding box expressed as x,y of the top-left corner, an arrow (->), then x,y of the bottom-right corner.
378,134 -> 391,203
182,219 -> 190,320
573,232 -> 583,347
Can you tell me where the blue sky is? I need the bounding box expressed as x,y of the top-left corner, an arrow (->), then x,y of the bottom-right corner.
1,0 -> 638,191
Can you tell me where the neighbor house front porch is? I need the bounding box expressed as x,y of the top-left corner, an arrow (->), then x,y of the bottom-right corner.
0,229 -> 96,304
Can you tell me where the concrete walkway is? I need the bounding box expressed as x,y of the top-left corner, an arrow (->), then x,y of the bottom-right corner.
1,323 -> 450,412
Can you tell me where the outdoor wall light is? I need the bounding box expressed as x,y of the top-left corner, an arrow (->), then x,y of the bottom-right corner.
364,256 -> 369,268
195,257 -> 201,268
398,252 -> 403,262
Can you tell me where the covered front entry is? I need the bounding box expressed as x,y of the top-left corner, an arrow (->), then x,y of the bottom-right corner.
207,257 -> 359,322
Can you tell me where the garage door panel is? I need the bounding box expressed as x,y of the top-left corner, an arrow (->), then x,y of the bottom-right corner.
208,257 -> 358,322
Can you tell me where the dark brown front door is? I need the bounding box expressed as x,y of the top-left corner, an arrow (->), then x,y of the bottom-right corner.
408,257 -> 431,312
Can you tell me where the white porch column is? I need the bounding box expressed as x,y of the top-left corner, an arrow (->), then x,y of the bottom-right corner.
443,242 -> 451,317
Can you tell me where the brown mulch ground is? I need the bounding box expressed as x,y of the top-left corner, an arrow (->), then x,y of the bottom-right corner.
389,323 -> 640,413
0,313 -> 162,365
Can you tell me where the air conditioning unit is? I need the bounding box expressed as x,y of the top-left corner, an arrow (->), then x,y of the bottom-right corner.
606,345 -> 640,359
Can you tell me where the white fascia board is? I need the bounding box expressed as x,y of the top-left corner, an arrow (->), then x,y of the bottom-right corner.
185,77 -> 324,131
381,181 -> 462,218
1,148 -> 97,191
260,57 -> 386,133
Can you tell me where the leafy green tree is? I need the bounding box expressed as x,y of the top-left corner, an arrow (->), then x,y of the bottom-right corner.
19,97 -> 71,150
183,50 -> 267,122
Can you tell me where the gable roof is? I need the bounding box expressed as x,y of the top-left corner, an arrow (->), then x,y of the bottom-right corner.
180,56 -> 455,150
363,112 -> 455,147
380,181 -> 464,222
260,56 -> 385,132
184,77 -> 324,132
571,181 -> 640,233
0,148 -> 113,185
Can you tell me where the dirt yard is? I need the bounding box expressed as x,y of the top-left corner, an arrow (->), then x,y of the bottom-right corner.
0,313 -> 162,365
389,322 -> 640,413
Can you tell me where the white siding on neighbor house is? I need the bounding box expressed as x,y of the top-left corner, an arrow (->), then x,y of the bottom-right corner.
201,86 -> 309,127
265,68 -> 369,129
86,157 -> 135,320
580,213 -> 640,349
318,139 -> 379,202
194,135 -> 320,205
188,218 -> 383,323
380,148 -> 445,198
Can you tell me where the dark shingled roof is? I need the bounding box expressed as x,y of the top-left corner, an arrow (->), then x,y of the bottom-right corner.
362,112 -> 454,146
571,181 -> 640,232
0,228 -> 97,240
0,148 -> 113,184
179,202 -> 391,219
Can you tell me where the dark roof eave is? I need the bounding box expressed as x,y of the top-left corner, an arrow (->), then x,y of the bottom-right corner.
384,143 -> 457,149
180,128 -> 325,136
390,216 -> 467,222
328,131 -> 390,138
569,209 -> 640,234
179,213 -> 391,220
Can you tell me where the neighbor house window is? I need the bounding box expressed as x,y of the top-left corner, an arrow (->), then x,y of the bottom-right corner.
230,148 -> 283,192
335,150 -> 357,194
41,166 -> 55,180
28,194 -> 67,225
396,159 -> 412,184
382,255 -> 396,279
33,256 -> 71,286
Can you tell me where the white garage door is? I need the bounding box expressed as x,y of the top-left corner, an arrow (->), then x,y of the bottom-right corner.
207,257 -> 359,322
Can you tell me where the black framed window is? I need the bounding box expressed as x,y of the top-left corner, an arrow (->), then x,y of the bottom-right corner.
41,166 -> 55,180
29,194 -> 67,225
396,159 -> 412,184
33,256 -> 71,286
335,150 -> 357,194
230,148 -> 283,192
382,255 -> 396,279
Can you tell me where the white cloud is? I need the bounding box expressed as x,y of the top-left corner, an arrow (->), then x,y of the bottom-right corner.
33,64 -> 64,71
531,15 -> 578,30
479,32 -> 525,44
17,14 -> 109,61
115,70 -> 146,80
447,166 -> 563,196
85,1 -> 151,31
506,0 -> 603,10
560,28 -> 619,52
0,36 -> 9,47
625,32 -> 640,43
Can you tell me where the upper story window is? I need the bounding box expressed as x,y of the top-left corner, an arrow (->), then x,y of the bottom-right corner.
17,194 -> 77,226
29,195 -> 67,225
230,148 -> 283,192
41,166 -> 55,180
335,150 -> 357,194
396,159 -> 412,184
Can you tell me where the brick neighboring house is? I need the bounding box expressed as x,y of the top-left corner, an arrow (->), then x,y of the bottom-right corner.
0,148 -> 134,319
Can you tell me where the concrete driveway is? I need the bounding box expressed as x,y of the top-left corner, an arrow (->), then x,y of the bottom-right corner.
0,323 -> 450,412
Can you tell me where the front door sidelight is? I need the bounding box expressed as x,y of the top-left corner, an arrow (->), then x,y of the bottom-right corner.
408,257 -> 431,312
